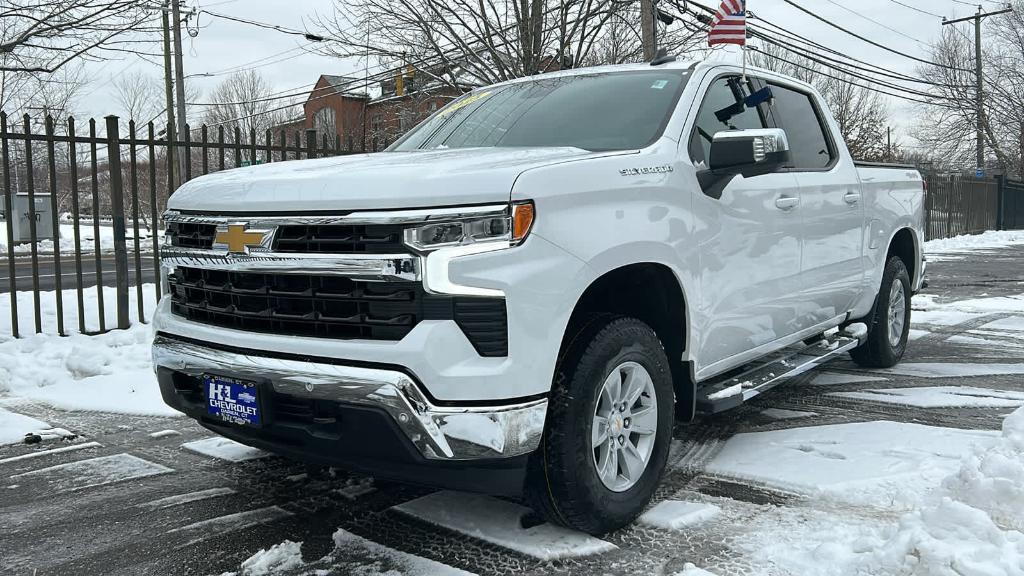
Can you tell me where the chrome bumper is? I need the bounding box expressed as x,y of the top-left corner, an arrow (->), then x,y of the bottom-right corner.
151,335 -> 546,461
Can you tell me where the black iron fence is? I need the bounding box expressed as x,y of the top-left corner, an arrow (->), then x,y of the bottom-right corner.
0,112 -> 350,339
1000,177 -> 1024,231
922,174 -> 1000,241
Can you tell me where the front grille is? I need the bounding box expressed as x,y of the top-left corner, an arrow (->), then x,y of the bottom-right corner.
168,267 -> 509,355
166,221 -> 217,249
273,224 -> 406,253
169,267 -> 422,340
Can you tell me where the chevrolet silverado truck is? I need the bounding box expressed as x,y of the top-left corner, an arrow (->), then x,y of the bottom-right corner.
152,58 -> 925,535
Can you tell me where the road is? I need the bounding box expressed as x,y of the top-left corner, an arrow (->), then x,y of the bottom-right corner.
0,253 -> 158,293
1,246 -> 1023,575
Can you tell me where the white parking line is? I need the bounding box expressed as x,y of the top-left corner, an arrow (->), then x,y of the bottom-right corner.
0,441 -> 102,465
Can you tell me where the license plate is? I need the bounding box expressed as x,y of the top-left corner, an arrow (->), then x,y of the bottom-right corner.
204,375 -> 261,426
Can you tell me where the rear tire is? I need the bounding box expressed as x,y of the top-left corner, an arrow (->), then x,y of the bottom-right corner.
526,316 -> 674,535
850,256 -> 911,368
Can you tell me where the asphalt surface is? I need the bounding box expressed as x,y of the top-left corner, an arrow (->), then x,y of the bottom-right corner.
1,246 -> 1023,576
0,254 -> 158,293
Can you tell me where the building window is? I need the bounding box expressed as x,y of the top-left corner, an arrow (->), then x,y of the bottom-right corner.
313,106 -> 337,140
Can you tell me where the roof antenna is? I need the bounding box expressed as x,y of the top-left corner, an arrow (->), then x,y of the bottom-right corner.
650,48 -> 676,66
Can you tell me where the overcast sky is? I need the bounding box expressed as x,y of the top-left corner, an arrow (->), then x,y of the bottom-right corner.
72,0 -> 1006,149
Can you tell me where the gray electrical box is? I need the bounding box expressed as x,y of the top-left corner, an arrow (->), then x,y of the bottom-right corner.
11,193 -> 53,243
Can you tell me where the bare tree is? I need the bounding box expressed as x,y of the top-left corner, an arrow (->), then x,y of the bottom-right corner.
312,0 -> 705,92
748,42 -> 891,161
112,70 -> 162,122
0,0 -> 156,74
200,70 -> 292,160
915,3 -> 1024,177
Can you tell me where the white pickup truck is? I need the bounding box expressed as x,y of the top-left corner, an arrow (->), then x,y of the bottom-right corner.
152,58 -> 925,535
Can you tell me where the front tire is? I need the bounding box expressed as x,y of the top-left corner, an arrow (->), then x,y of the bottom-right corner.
850,256 -> 911,368
526,316 -> 674,535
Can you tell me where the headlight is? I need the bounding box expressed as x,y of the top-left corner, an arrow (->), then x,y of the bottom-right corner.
403,201 -> 535,251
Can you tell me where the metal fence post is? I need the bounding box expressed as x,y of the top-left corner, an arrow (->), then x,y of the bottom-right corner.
104,116 -> 131,330
996,174 -> 1006,231
305,129 -> 318,159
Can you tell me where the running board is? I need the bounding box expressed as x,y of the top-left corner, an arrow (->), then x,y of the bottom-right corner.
696,324 -> 867,414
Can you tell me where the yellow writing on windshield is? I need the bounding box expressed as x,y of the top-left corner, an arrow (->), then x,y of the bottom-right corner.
438,91 -> 492,117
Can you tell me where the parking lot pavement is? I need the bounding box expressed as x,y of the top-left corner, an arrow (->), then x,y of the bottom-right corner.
1,246 -> 1023,576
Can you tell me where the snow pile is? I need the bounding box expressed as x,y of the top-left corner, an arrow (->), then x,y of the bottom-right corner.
639,500 -> 720,530
731,410 -> 1024,575
914,292 -> 1024,316
0,283 -> 158,340
235,540 -> 305,576
924,230 -> 1024,259
0,323 -> 177,416
862,408 -> 1024,575
941,408 -> 1024,531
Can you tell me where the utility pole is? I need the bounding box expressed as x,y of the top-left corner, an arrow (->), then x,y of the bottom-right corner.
943,6 -> 1014,173
170,0 -> 189,186
641,0 -> 657,60
160,1 -> 177,190
887,126 -> 892,161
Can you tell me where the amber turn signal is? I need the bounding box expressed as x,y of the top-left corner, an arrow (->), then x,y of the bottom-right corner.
512,201 -> 535,244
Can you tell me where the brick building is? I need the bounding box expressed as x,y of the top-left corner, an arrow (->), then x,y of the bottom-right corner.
283,70 -> 473,153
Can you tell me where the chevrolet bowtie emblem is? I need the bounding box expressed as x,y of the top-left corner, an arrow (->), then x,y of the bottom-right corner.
215,224 -> 267,254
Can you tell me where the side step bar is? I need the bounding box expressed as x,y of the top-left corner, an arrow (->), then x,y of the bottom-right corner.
696,324 -> 867,414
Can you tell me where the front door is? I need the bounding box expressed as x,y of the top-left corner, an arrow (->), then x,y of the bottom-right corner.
687,74 -> 806,376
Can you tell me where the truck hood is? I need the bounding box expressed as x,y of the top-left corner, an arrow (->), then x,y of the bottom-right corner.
168,147 -> 623,213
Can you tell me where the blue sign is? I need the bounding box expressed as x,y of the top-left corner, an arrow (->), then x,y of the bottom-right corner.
205,375 -> 261,426
976,168 -> 985,178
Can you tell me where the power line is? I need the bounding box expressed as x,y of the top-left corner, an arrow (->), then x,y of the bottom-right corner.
887,0 -> 944,19
780,0 -> 974,72
818,0 -> 930,46
199,9 -> 325,42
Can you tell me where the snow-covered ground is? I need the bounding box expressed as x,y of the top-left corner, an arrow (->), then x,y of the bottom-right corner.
924,229 -> 1024,261
0,221 -> 158,255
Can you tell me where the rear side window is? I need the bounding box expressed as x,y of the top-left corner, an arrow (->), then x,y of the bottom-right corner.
689,76 -> 768,166
768,83 -> 835,170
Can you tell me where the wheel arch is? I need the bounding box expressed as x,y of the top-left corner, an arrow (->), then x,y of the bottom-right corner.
557,262 -> 696,420
887,226 -> 919,288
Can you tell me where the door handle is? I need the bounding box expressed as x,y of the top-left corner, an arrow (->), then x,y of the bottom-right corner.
844,191 -> 862,205
775,196 -> 799,210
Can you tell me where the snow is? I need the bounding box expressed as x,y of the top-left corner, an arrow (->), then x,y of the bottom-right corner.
924,230 -> 1024,259
0,283 -> 175,417
0,407 -> 49,445
0,282 -> 159,339
914,292 -> 1024,316
638,500 -> 721,530
168,506 -> 293,539
705,421 -> 998,508
808,372 -> 888,386
138,487 -> 235,510
236,540 -> 305,576
980,316 -> 1024,332
908,328 -> 929,341
723,409 -> 1024,576
674,565 -> 719,576
148,429 -> 181,439
392,491 -> 617,561
948,334 -> 1024,349
181,437 -> 268,462
8,453 -> 172,493
331,529 -> 476,576
831,386 -> 1024,408
876,362 -> 1024,379
0,440 -> 101,465
760,408 -> 818,420
0,221 -> 155,255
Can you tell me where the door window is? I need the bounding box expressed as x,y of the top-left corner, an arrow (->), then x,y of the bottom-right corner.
767,83 -> 835,170
689,76 -> 768,167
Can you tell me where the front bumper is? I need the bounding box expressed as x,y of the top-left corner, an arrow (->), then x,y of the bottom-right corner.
151,334 -> 547,462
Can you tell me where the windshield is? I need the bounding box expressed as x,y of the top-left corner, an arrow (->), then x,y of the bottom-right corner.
390,70 -> 691,152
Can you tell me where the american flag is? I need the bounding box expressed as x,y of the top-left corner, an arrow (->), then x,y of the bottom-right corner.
708,0 -> 747,46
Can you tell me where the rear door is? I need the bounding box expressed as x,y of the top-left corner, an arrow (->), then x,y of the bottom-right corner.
687,73 -> 805,375
766,81 -> 865,325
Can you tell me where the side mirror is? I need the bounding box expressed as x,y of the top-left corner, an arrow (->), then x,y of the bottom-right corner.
709,128 -> 790,178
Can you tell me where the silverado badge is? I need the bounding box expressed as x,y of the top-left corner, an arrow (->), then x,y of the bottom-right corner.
214,223 -> 269,254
